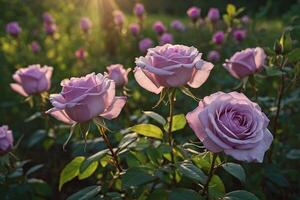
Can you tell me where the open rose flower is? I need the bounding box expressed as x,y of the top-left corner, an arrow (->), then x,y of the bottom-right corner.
10,64 -> 53,97
223,47 -> 266,79
105,64 -> 131,87
186,91 -> 273,163
46,73 -> 126,124
134,44 -> 214,94
0,125 -> 14,155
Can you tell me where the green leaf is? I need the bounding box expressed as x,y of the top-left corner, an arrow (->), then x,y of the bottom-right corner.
25,164 -> 44,177
287,149 -> 300,159
209,175 -> 225,199
143,111 -> 166,125
147,189 -> 168,200
130,124 -> 163,139
169,188 -> 203,200
177,162 -> 207,184
222,163 -> 246,183
80,149 -> 109,173
287,48 -> 300,62
66,185 -> 101,200
223,14 -> 231,26
279,31 -> 293,54
147,148 -> 163,165
59,156 -> 85,191
223,190 -> 259,200
78,161 -> 98,180
265,67 -> 285,77
122,167 -> 156,188
164,114 -> 187,132
227,4 -> 236,16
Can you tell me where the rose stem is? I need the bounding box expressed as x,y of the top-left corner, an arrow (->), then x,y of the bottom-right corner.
167,89 -> 176,164
202,153 -> 217,199
97,125 -> 122,173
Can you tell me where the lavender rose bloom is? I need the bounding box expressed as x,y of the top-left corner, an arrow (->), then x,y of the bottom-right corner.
31,41 -> 41,54
113,10 -> 125,27
46,73 -> 126,124
10,65 -> 53,97
6,22 -> 21,37
106,64 -> 131,87
223,47 -> 266,79
159,33 -> 173,45
208,50 -> 220,62
212,31 -> 225,45
186,92 -> 273,162
153,21 -> 166,35
133,3 -> 145,18
187,6 -> 201,22
207,8 -> 220,22
0,125 -> 14,155
134,44 -> 214,94
129,23 -> 140,37
139,38 -> 153,53
80,17 -> 92,33
233,29 -> 247,42
170,20 -> 186,32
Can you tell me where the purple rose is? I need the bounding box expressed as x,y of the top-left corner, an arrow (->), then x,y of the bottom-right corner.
133,3 -> 145,18
170,20 -> 186,32
113,10 -> 125,27
80,17 -> 92,33
212,31 -> 225,45
47,73 -> 127,124
207,8 -> 220,22
43,12 -> 55,25
153,21 -> 166,35
30,41 -> 41,54
129,23 -> 140,37
0,125 -> 14,155
186,91 -> 273,163
44,23 -> 57,35
159,33 -> 173,45
75,48 -> 88,60
208,50 -> 220,62
106,64 -> 131,87
6,22 -> 21,38
187,6 -> 201,22
233,29 -> 247,42
10,64 -> 53,97
139,38 -> 153,53
134,44 -> 214,94
223,47 -> 266,79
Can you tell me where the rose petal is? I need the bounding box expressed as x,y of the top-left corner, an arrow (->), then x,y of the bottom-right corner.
100,96 -> 127,120
134,67 -> 163,94
10,83 -> 28,97
188,61 -> 214,88
186,104 -> 206,140
46,108 -> 74,124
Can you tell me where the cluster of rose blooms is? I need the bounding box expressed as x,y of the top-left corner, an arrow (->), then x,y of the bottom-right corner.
1,43 -> 272,163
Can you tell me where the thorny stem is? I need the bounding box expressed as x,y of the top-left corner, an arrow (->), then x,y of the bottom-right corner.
202,153 -> 217,199
97,125 -> 122,173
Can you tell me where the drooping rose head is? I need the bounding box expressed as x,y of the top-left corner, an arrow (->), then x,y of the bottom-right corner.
207,7 -> 220,22
105,64 -> 131,87
133,3 -> 145,18
31,41 -> 41,54
10,64 -> 53,97
129,23 -> 140,37
153,21 -> 166,35
186,92 -> 273,163
47,73 -> 127,124
43,12 -> 55,25
44,23 -> 57,35
75,48 -> 88,60
208,50 -> 220,62
113,10 -> 125,27
159,33 -> 173,45
187,6 -> 201,22
212,31 -> 225,45
134,44 -> 214,94
223,47 -> 266,79
170,20 -> 186,32
0,125 -> 14,156
139,38 -> 153,53
6,22 -> 22,38
80,17 -> 92,33
233,29 -> 247,42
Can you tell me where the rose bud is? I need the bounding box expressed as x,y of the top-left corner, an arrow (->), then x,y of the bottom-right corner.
223,47 -> 266,79
46,73 -> 127,124
134,44 -> 214,94
10,64 -> 53,97
0,125 -> 14,156
113,10 -> 125,27
133,3 -> 145,18
187,6 -> 201,22
30,41 -> 41,54
186,91 -> 273,163
207,7 -> 220,23
212,31 -> 225,45
6,22 -> 22,38
129,23 -> 140,37
139,38 -> 153,53
208,50 -> 220,62
233,29 -> 247,42
170,20 -> 186,32
75,48 -> 88,60
105,64 -> 131,87
80,17 -> 92,33
43,12 -> 55,25
159,33 -> 174,45
44,23 -> 57,35
152,21 -> 166,35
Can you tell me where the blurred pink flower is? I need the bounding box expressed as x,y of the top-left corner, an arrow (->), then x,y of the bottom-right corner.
170,20 -> 186,32
0,125 -> 14,156
139,38 -> 153,53
208,50 -> 220,62
113,10 -> 125,27
106,64 -> 131,87
80,17 -> 92,33
129,23 -> 140,37
233,29 -> 247,42
187,6 -> 201,22
133,3 -> 145,18
6,22 -> 21,38
153,21 -> 166,35
159,33 -> 173,45
30,41 -> 41,54
212,31 -> 225,45
207,7 -> 220,22
75,48 -> 88,60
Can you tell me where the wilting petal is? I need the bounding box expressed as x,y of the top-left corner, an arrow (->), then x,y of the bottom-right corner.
134,67 -> 163,94
46,108 -> 74,124
100,97 -> 127,120
10,83 -> 28,97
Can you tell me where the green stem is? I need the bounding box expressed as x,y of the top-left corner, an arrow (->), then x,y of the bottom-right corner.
168,89 -> 176,164
202,153 -> 217,199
